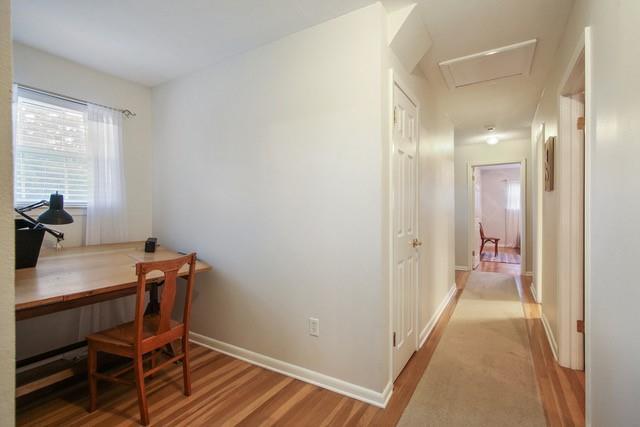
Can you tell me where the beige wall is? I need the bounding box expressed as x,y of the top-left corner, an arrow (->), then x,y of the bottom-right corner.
532,0 -> 640,423
0,0 -> 15,423
153,2 -> 454,399
12,43 -> 154,360
381,7 -> 455,383
454,138 -> 532,270
153,4 -> 388,394
529,1 -> 589,356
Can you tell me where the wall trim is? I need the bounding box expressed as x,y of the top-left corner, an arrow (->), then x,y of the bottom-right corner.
419,283 -> 457,348
530,282 -> 541,304
190,332 -> 393,408
455,265 -> 469,271
540,312 -> 559,361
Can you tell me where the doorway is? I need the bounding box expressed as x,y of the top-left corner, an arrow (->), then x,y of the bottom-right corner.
468,160 -> 526,275
472,163 -> 523,271
556,28 -> 589,371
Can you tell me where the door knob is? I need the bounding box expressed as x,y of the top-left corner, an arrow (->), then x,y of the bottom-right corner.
412,238 -> 423,248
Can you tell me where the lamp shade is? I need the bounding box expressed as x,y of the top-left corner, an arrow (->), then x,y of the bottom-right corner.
37,192 -> 74,225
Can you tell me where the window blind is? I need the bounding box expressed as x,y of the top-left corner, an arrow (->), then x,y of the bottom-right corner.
14,92 -> 89,207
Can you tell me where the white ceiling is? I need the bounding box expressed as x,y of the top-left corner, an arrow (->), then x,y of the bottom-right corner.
11,0 -> 376,87
13,0 -> 575,144
386,0 -> 574,145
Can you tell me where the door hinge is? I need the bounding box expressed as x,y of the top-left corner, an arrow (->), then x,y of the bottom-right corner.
577,116 -> 585,130
392,332 -> 396,347
577,320 -> 584,333
472,250 -> 476,256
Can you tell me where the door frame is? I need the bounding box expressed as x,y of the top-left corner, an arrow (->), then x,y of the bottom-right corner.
533,123 -> 545,303
556,27 -> 591,375
388,70 -> 421,383
466,159 -> 527,274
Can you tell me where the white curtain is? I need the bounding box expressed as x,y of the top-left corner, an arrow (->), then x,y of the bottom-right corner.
11,84 -> 18,159
86,104 -> 128,244
505,180 -> 521,248
78,104 -> 135,338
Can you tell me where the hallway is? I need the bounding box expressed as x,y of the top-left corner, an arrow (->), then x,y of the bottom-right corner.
454,265 -> 586,426
399,271 -> 545,426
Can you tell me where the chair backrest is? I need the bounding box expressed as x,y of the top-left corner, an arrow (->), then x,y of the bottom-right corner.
479,222 -> 486,239
134,253 -> 197,345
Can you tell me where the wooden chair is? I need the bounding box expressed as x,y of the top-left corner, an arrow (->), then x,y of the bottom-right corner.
87,253 -> 197,426
479,223 -> 500,257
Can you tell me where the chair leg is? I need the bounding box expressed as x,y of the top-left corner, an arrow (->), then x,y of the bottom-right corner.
88,346 -> 97,412
182,336 -> 192,396
134,355 -> 150,426
149,350 -> 157,378
495,242 -> 498,256
480,240 -> 486,255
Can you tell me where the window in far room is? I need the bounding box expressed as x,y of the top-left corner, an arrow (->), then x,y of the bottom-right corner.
506,180 -> 520,211
13,88 -> 89,207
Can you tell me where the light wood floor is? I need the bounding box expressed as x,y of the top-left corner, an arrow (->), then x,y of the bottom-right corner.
17,266 -> 583,426
16,285 -> 463,427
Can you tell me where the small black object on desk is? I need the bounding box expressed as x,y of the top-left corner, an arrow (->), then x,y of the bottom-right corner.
145,237 -> 157,253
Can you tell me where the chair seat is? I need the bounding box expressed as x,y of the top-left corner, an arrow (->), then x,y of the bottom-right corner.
87,314 -> 181,349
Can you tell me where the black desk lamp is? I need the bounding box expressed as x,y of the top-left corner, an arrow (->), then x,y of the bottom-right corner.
15,191 -> 74,245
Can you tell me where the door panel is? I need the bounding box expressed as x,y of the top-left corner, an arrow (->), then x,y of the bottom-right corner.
392,84 -> 419,380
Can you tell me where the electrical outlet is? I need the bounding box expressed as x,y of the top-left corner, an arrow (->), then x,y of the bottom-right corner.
308,317 -> 320,337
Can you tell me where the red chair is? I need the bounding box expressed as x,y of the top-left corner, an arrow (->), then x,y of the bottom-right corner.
480,223 -> 500,256
87,253 -> 197,425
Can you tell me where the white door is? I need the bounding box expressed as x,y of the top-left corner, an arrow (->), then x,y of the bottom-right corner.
392,83 -> 419,380
473,167 -> 481,269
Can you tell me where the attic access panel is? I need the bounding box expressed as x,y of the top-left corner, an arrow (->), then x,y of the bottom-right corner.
439,39 -> 537,89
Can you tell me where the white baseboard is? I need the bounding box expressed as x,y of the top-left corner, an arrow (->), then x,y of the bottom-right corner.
190,332 -> 393,408
529,283 -> 541,304
419,283 -> 457,348
455,265 -> 469,271
540,312 -> 559,361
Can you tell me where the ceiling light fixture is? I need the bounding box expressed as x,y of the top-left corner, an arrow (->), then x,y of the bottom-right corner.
486,136 -> 499,145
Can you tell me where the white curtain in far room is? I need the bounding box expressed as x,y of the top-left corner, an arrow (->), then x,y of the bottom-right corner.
79,103 -> 133,339
505,180 -> 520,248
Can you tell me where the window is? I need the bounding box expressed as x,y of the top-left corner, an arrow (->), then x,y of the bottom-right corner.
14,89 -> 89,207
506,181 -> 520,211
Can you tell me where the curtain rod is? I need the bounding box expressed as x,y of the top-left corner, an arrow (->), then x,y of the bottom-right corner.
16,83 -> 136,119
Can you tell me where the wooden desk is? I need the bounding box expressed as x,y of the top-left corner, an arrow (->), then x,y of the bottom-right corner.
15,242 -> 211,397
15,241 -> 211,320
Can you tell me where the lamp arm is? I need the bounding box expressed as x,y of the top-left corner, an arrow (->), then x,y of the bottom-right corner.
14,207 -> 65,243
16,200 -> 49,213
41,226 -> 65,243
14,208 -> 39,226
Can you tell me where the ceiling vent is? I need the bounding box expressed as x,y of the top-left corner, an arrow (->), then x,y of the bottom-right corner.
439,39 -> 537,89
